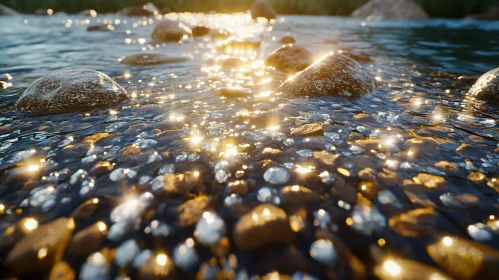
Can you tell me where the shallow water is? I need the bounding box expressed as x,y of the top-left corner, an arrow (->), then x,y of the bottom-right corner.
1,13 -> 499,279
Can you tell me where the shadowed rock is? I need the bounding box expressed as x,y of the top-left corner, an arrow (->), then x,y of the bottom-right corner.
279,36 -> 296,44
215,88 -> 252,98
233,204 -> 295,250
277,52 -> 377,98
87,24 -> 114,32
466,8 -> 499,20
79,9 -> 97,17
0,4 -> 17,16
152,20 -> 192,42
265,45 -> 314,73
250,0 -> 276,20
351,0 -> 428,20
469,67 -> 499,101
121,53 -> 188,66
192,26 -> 211,37
15,69 -> 128,114
118,4 -> 155,17
291,123 -> 324,137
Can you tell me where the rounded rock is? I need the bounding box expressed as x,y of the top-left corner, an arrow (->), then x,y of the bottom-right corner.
276,52 -> 377,98
87,24 -> 114,32
279,36 -> 296,44
265,45 -> 314,73
151,20 -> 192,42
469,67 -> 499,101
15,69 -> 128,114
192,26 -> 211,37
351,0 -> 429,20
121,53 -> 188,66
250,0 -> 276,20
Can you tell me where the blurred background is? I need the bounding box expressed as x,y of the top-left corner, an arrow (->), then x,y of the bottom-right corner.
1,0 -> 499,18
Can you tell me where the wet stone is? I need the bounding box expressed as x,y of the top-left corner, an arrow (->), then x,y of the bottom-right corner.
151,20 -> 192,42
250,0 -> 276,20
214,87 -> 252,98
427,236 -> 499,279
374,258 -> 450,280
263,167 -> 290,184
86,24 -> 114,32
456,143 -> 491,159
388,207 -> 461,237
195,212 -> 226,246
0,4 -> 18,15
412,173 -> 445,188
233,204 -> 295,250
192,26 -> 211,37
403,137 -> 440,155
176,195 -> 214,227
67,222 -> 107,256
279,36 -> 296,44
277,52 -> 377,98
50,261 -> 75,280
121,53 -> 188,66
291,123 -> 324,137
5,218 -> 75,275
159,171 -> 205,196
15,69 -> 128,114
118,5 -> 154,16
469,67 -> 499,101
138,252 -> 177,279
265,45 -> 314,73
351,0 -> 429,19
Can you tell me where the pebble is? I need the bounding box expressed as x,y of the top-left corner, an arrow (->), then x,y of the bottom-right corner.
121,53 -> 188,66
265,45 -> 314,73
86,24 -> 114,32
291,123 -> 324,137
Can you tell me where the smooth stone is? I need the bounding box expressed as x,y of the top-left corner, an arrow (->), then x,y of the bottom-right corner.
214,87 -> 251,98
291,123 -> 324,137
403,137 -> 440,154
469,67 -> 499,101
78,9 -> 97,17
151,20 -> 192,42
192,26 -> 211,37
388,207 -> 461,237
280,185 -> 320,209
263,167 -> 290,184
276,52 -> 377,98
15,69 -> 128,114
265,45 -> 314,73
456,143 -> 491,159
50,261 -> 76,280
5,218 -> 75,275
121,53 -> 188,66
233,204 -> 295,250
35,9 -> 53,16
374,258 -> 451,280
351,0 -> 429,19
279,36 -> 296,44
162,172 -> 205,196
250,0 -> 276,20
427,236 -> 499,279
67,222 -> 106,256
86,24 -> 114,32
118,5 -> 154,16
176,196 -> 214,227
0,4 -> 17,15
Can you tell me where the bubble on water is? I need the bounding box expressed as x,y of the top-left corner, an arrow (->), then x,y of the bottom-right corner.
173,238 -> 198,271
115,239 -> 140,268
264,167 -> 290,184
110,168 -> 137,181
195,212 -> 226,246
257,187 -> 280,204
309,239 -> 337,266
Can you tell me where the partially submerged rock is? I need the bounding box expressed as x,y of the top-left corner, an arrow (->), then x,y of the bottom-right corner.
279,36 -> 296,44
151,20 -> 192,42
192,26 -> 211,37
233,204 -> 295,250
15,69 -> 128,114
291,123 -> 324,137
217,40 -> 261,52
265,45 -> 314,73
118,4 -> 155,17
5,218 -> 75,275
469,67 -> 499,101
121,53 -> 188,66
35,9 -> 54,16
79,9 -> 97,17
276,52 -> 377,98
250,0 -> 277,20
351,0 -> 428,20
215,88 -> 252,98
0,4 -> 18,16
87,24 -> 114,32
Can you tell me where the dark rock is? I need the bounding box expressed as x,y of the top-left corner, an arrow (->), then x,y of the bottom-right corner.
50,261 -> 76,280
35,8 -> 53,16
456,143 -> 491,159
121,53 -> 188,66
265,45 -> 314,73
388,207 -> 461,237
279,36 -> 296,44
280,185 -> 320,209
428,236 -> 499,279
466,8 -> 499,20
162,172 -> 205,196
351,0 -> 428,19
469,67 -> 499,101
291,123 -> 324,137
151,20 -> 192,42
192,26 -> 211,37
250,0 -> 277,20
0,4 -> 17,16
5,218 -> 74,275
176,195 -> 214,227
374,258 -> 450,280
86,24 -> 114,32
340,50 -> 372,63
276,52 -> 377,98
233,204 -> 295,250
15,69 -> 128,114
67,222 -> 107,256
160,7 -> 172,14
403,137 -> 440,155
214,88 -> 252,98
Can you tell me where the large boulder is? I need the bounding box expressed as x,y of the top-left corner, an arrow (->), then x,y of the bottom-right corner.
15,69 -> 128,114
0,4 -> 17,16
151,20 -> 192,42
250,0 -> 276,20
351,0 -> 428,20
469,67 -> 499,101
121,53 -> 188,66
265,45 -> 314,73
276,52 -> 377,98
